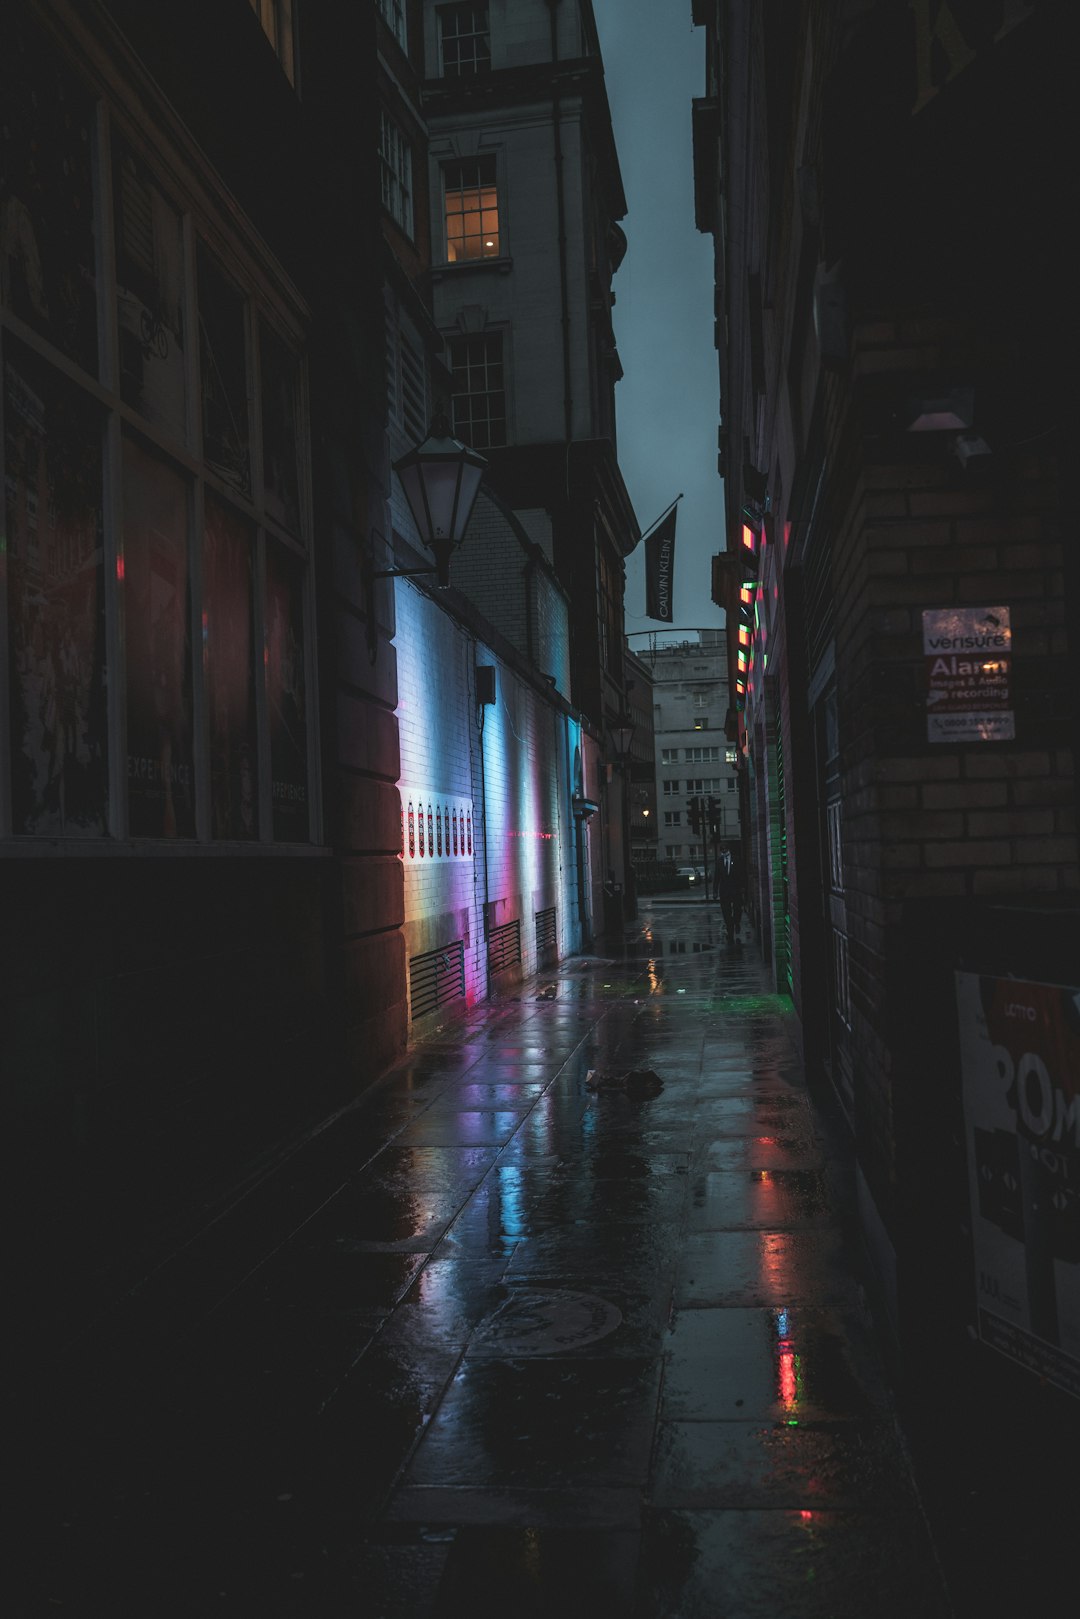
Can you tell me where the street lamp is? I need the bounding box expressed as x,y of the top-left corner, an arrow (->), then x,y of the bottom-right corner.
609,716 -> 635,764
390,411 -> 487,588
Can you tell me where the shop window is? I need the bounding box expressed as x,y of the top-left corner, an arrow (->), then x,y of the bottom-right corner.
444,156 -> 499,262
1,20 -> 314,845
440,5 -> 490,76
449,332 -> 506,449
379,111 -> 414,239
3,340 -> 107,835
113,135 -> 187,441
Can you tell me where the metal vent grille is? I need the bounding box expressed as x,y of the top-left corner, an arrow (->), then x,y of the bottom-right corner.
535,906 -> 557,961
487,918 -> 522,976
409,940 -> 465,1021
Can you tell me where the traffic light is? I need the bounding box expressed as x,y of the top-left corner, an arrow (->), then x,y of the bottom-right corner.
707,796 -> 720,836
688,796 -> 702,835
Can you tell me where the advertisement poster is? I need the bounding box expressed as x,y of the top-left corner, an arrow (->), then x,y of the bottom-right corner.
956,970 -> 1080,1398
923,606 -> 1014,743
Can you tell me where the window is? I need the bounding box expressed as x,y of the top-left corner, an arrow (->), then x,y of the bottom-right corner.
377,0 -> 407,49
661,748 -> 679,765
694,693 -> 709,709
379,112 -> 414,238
665,844 -> 681,859
687,777 -> 720,796
827,798 -> 844,891
662,779 -> 680,797
444,157 -> 499,262
1,13 -> 312,844
248,0 -> 297,84
727,779 -> 736,792
440,4 -> 490,75
664,811 -> 681,828
449,333 -> 506,449
693,718 -> 709,731
725,746 -> 738,763
685,746 -> 720,764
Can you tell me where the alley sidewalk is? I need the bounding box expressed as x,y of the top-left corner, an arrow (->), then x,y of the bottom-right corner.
20,901 -> 953,1617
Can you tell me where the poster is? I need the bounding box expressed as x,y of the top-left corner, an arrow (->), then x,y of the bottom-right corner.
923,605 -> 1014,742
956,970 -> 1080,1397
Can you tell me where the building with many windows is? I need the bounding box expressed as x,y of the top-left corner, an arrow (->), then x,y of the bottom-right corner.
632,631 -> 737,880
418,0 -> 641,933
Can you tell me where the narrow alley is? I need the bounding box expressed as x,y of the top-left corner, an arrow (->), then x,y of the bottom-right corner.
21,899 -> 967,1617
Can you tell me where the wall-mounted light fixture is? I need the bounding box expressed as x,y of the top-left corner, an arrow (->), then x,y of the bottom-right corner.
365,411 -> 487,658
609,715 -> 635,767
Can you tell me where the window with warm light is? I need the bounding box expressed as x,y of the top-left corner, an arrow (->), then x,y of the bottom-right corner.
449,332 -> 506,449
379,111 -> 413,238
444,156 -> 499,261
440,4 -> 490,75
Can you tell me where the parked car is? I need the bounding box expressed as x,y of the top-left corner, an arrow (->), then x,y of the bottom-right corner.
676,865 -> 705,885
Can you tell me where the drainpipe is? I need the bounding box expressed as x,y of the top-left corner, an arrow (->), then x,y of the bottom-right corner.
546,0 -> 573,445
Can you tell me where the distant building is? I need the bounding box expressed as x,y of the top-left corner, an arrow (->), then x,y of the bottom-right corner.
633,631 -> 736,876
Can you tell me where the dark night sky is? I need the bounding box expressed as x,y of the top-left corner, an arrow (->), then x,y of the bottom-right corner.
591,0 -> 725,642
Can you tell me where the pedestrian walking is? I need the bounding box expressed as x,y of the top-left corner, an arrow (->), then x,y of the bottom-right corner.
716,844 -> 745,942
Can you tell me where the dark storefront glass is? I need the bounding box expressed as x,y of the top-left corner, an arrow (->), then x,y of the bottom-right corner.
203,492 -> 257,839
264,540 -> 308,841
0,11 -> 98,376
197,245 -> 250,498
122,434 -> 195,837
260,322 -> 301,534
4,341 -> 108,835
112,134 -> 187,441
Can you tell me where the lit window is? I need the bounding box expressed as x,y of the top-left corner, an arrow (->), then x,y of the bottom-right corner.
449,332 -> 506,449
379,111 -> 413,238
444,156 -> 499,262
377,0 -> 407,50
248,0 -> 296,85
440,4 -> 490,76
693,717 -> 709,731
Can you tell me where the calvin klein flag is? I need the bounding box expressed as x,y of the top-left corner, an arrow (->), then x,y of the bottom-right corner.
645,505 -> 677,622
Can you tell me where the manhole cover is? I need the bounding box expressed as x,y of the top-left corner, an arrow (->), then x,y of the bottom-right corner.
472,1289 -> 623,1356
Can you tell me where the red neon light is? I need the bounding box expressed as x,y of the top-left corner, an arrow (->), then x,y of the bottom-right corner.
116,555 -> 125,581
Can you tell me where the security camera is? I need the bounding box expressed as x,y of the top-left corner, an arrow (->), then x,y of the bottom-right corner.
952,432 -> 992,468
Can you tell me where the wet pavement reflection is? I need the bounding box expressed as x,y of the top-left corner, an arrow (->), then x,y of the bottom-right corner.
21,901 -> 954,1616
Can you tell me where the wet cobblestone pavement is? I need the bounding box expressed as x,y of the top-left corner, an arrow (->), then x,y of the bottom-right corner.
19,902 -> 955,1616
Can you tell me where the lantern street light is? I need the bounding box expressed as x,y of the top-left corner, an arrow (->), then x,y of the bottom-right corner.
609,716 -> 635,765
386,411 -> 487,588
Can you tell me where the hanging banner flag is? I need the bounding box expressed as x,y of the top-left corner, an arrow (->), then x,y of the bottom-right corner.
645,506 -> 677,622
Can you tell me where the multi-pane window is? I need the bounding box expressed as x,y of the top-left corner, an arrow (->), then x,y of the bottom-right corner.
687,778 -> 720,796
440,5 -> 491,75
377,0 -> 407,49
449,333 -> 506,449
665,844 -> 681,859
1,10 -> 312,844
727,779 -> 736,792
379,111 -> 414,237
693,693 -> 709,708
685,746 -> 720,764
662,779 -> 680,797
444,157 -> 500,262
664,811 -> 681,828
661,748 -> 679,765
248,0 -> 297,84
725,746 -> 738,763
